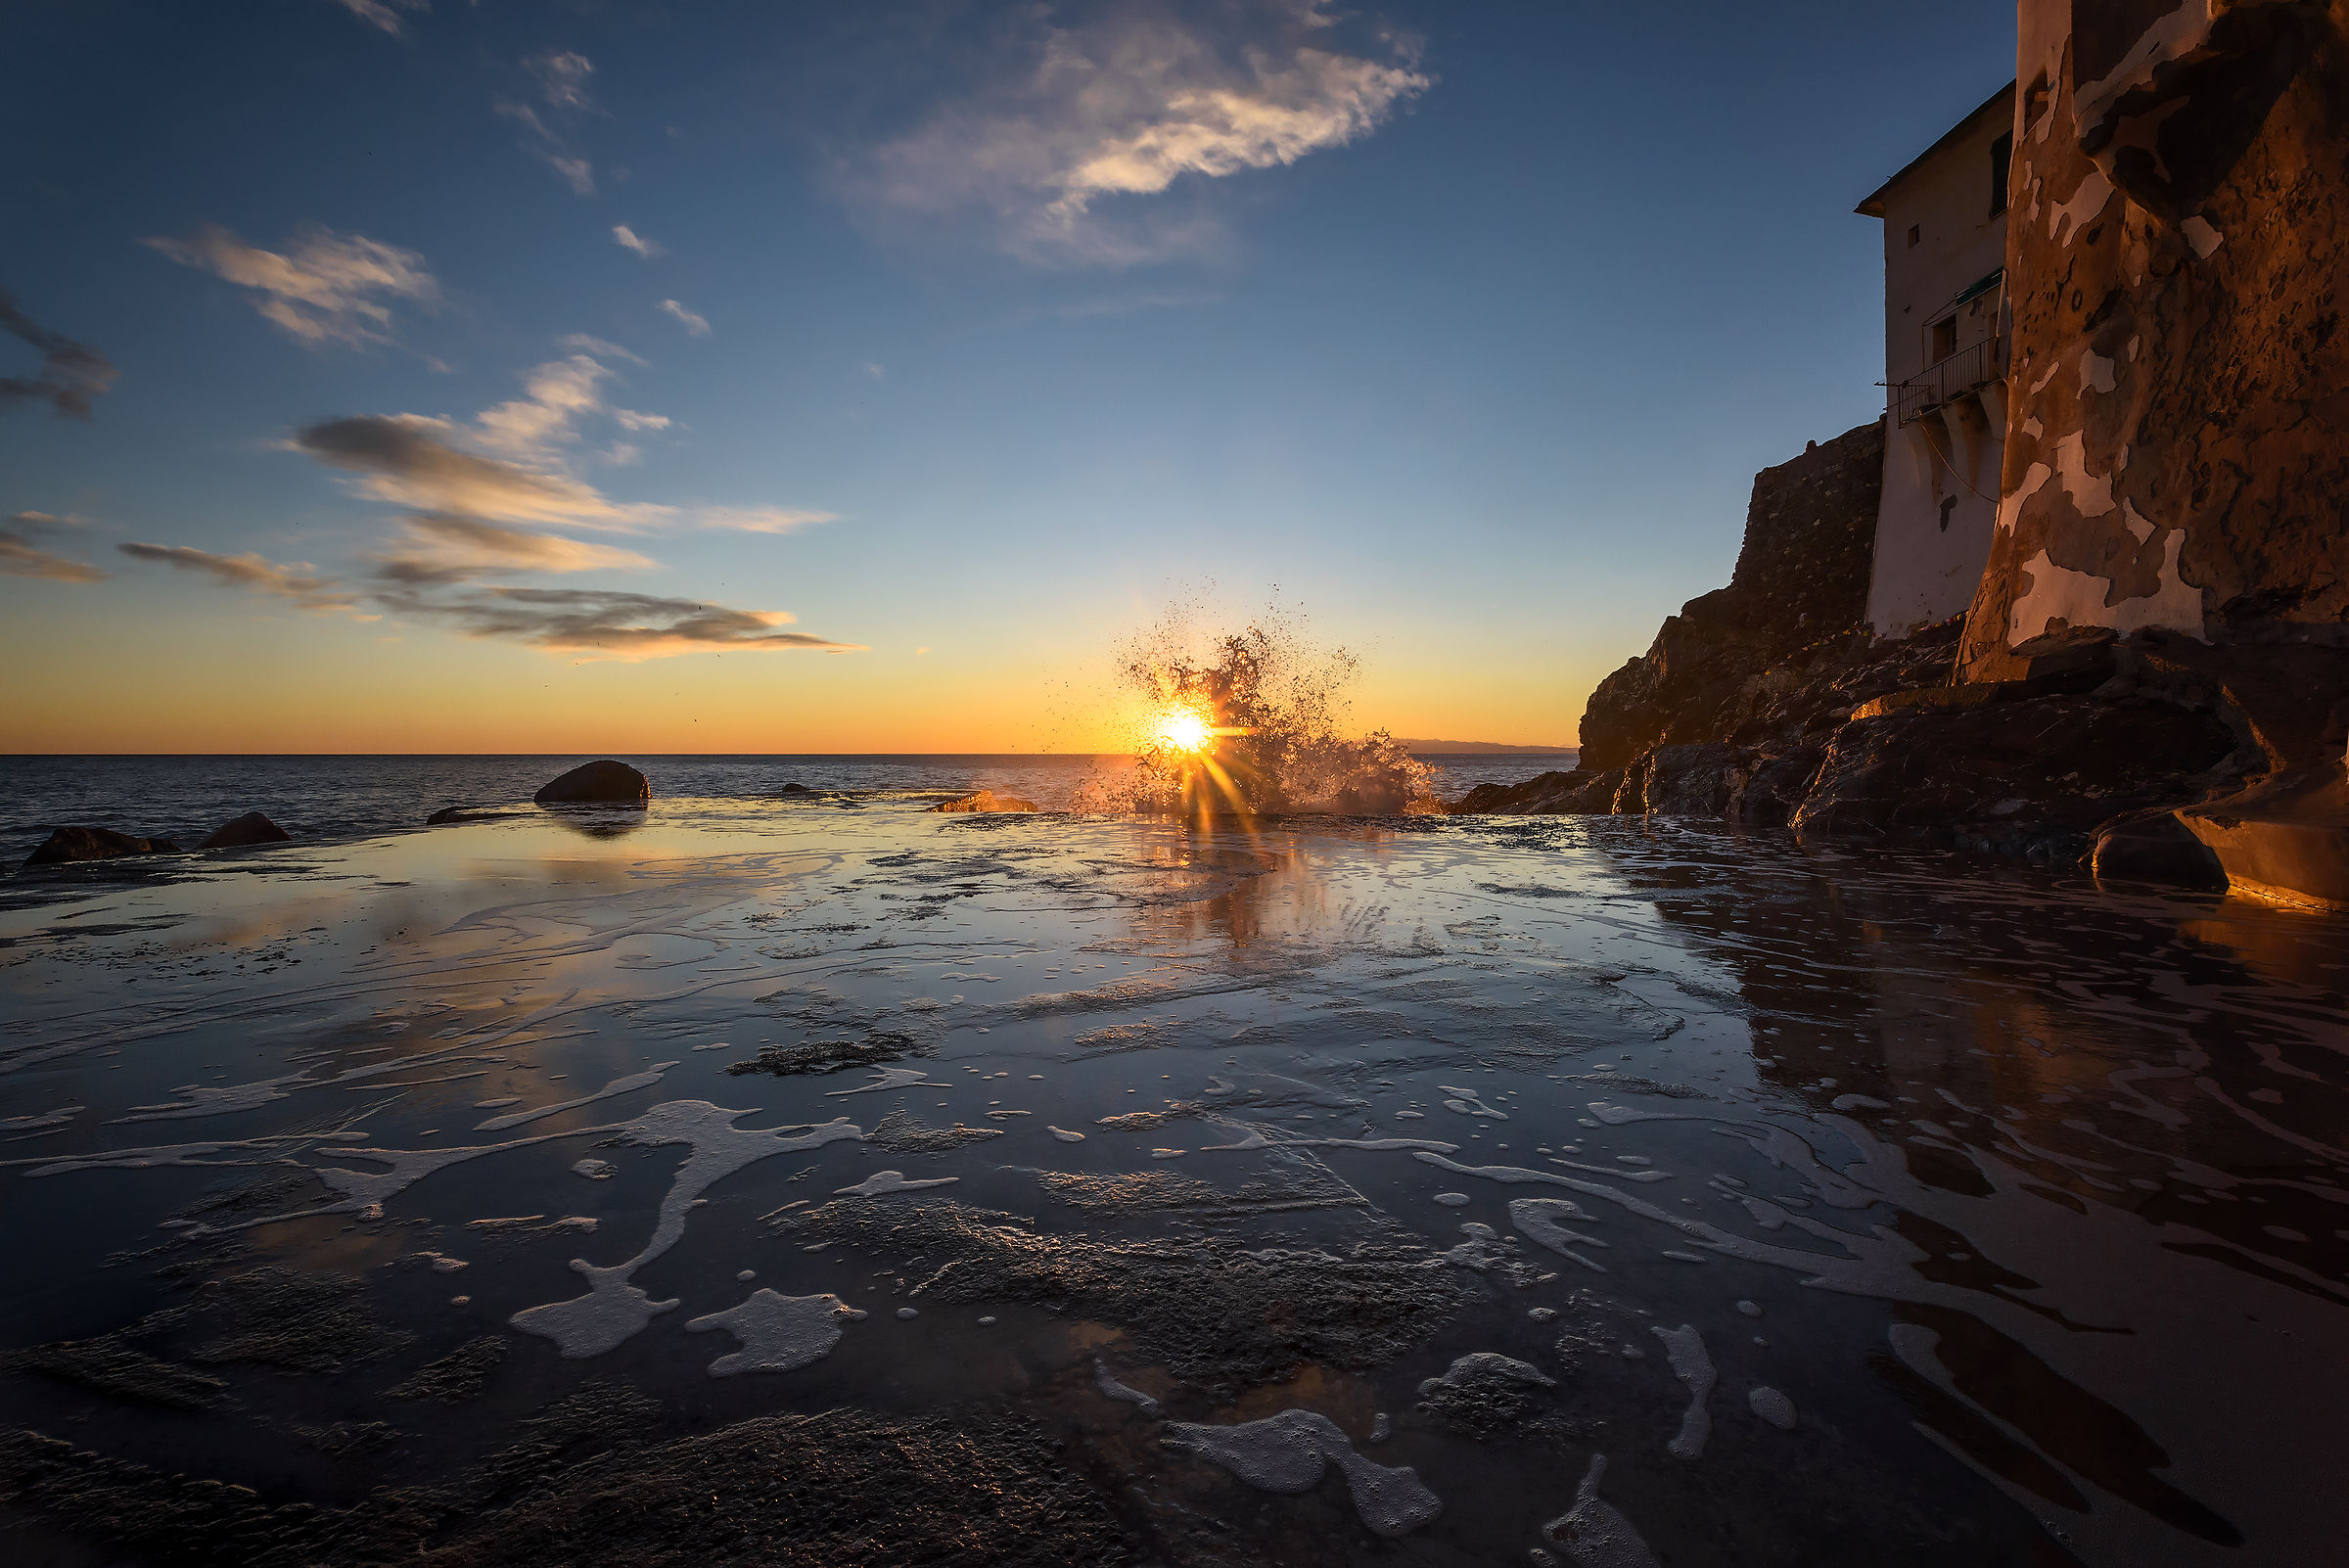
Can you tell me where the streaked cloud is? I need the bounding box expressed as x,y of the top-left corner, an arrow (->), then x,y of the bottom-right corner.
143,224 -> 438,347
372,583 -> 863,660
658,299 -> 711,337
117,542 -> 358,610
692,505 -> 839,534
856,0 -> 1427,264
557,332 -> 646,366
472,354 -> 616,461
613,223 -> 665,259
295,414 -> 659,530
1,289 -> 118,418
331,0 -> 426,34
375,512 -> 655,583
1,511 -> 107,582
528,52 -> 597,112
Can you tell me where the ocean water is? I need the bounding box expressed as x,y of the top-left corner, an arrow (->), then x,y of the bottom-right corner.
5,796 -> 2336,1565
0,752 -> 1578,867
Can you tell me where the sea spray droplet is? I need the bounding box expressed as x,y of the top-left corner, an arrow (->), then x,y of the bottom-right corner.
1162,1408 -> 1441,1539
684,1289 -> 867,1376
1650,1324 -> 1716,1459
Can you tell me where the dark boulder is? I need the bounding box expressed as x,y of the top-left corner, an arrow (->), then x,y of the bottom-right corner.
199,812 -> 290,849
1635,744 -> 1749,816
427,806 -> 468,824
533,761 -> 649,807
2093,811 -> 2228,889
22,826 -> 179,869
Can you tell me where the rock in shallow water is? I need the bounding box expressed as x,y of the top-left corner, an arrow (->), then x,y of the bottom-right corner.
532,760 -> 649,806
21,825 -> 179,868
931,789 -> 1037,813
199,811 -> 289,849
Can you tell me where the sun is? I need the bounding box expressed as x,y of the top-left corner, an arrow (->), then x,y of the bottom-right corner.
1153,707 -> 1214,754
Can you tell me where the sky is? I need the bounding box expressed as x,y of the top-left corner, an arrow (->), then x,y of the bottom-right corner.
1,0 -> 2015,754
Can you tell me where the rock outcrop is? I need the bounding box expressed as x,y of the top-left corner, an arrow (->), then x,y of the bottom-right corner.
22,826 -> 179,870
931,791 -> 1037,814
533,761 -> 650,807
199,812 -> 290,849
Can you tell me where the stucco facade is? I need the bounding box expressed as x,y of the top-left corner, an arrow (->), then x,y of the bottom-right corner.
1857,86 -> 2016,639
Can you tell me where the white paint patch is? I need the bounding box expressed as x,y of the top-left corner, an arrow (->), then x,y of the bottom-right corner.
2122,499 -> 2155,543
2183,216 -> 2223,257
685,1288 -> 866,1375
1162,1408 -> 1442,1539
2048,169 -> 2115,247
1094,1358 -> 1160,1414
1748,1386 -> 1798,1430
833,1169 -> 958,1198
2078,351 -> 2116,395
1541,1453 -> 1662,1568
475,1063 -> 675,1130
2051,432 -> 2118,519
1996,462 -> 2050,532
2021,417 -> 2044,439
2008,530 -> 2206,644
1510,1197 -> 1611,1272
1650,1324 -> 1716,1459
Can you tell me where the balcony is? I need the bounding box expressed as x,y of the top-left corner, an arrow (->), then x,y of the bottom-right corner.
1891,334 -> 2007,426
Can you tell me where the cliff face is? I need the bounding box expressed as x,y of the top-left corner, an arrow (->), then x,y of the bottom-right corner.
1578,421 -> 1884,771
1961,0 -> 2349,675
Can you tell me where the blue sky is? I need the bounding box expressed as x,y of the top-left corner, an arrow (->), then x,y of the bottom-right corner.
0,0 -> 2014,752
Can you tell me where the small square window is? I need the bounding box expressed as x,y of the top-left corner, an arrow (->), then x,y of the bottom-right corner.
1908,224 -> 1921,248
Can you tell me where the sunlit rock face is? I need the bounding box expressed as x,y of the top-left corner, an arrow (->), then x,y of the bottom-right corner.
1960,0 -> 2349,676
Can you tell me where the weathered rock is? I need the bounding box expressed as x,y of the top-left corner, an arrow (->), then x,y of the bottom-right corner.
2092,811 -> 2227,888
426,805 -> 468,824
198,811 -> 289,849
22,826 -> 179,869
532,760 -> 649,806
930,790 -> 1036,813
1581,421 -> 1885,770
1635,744 -> 1749,816
1792,694 -> 2236,862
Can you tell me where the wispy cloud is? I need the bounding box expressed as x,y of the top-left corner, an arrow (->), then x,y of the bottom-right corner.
498,51 -> 600,194
370,584 -> 865,659
613,223 -> 665,258
143,225 -> 438,348
376,513 -> 655,583
331,0 -> 427,35
1,511 -> 107,582
658,299 -> 710,337
691,506 -> 839,534
855,0 -> 1427,264
557,332 -> 646,366
1,289 -> 118,418
117,542 -> 357,610
295,414 -> 660,530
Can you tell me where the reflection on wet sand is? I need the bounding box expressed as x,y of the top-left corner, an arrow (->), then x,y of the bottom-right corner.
1,801 -> 2344,1566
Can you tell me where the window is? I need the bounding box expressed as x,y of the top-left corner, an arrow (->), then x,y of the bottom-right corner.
1908,223 -> 1921,248
1929,316 -> 1958,361
1990,131 -> 2012,216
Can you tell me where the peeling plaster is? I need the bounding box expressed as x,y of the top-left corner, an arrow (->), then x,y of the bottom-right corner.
2050,432 -> 2117,519
1997,462 -> 2051,533
2008,529 -> 2205,644
2078,350 -> 2116,395
2122,499 -> 2153,544
2182,215 -> 2224,257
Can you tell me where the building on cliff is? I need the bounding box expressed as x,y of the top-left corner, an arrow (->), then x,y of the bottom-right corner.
1472,0 -> 2349,910
1856,83 -> 2015,640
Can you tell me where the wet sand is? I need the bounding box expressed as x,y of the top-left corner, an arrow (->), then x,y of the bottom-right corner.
2,799 -> 2345,1565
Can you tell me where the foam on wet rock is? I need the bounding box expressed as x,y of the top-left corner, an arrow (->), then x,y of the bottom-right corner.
474,1063 -> 676,1130
1510,1197 -> 1612,1272
1162,1408 -> 1442,1539
1542,1453 -> 1662,1568
833,1169 -> 958,1198
1650,1324 -> 1715,1459
684,1288 -> 867,1375
1747,1385 -> 1797,1430
1092,1358 -> 1161,1414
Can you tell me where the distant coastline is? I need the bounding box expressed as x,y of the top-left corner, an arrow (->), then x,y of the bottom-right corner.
1397,740 -> 1576,756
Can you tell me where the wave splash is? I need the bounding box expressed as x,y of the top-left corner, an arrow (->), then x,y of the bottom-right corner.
1078,607 -> 1436,814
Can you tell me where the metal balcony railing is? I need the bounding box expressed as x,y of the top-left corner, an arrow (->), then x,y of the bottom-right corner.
1891,334 -> 2007,426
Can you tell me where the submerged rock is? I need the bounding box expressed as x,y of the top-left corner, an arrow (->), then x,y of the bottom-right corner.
1163,1407 -> 1442,1539
21,825 -> 179,868
532,760 -> 649,806
931,789 -> 1037,813
198,811 -> 289,849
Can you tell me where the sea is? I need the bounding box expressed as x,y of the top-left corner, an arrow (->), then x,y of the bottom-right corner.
0,752 -> 1578,866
